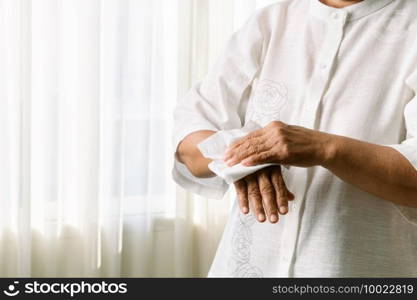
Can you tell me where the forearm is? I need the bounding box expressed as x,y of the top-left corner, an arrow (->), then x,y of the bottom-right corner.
323,135 -> 417,207
223,121 -> 417,207
177,130 -> 216,178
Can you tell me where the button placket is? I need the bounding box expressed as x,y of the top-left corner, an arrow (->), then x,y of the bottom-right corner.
278,12 -> 348,277
301,12 -> 347,129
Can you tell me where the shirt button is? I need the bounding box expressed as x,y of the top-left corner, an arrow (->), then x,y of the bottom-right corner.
319,63 -> 328,70
305,103 -> 315,112
331,11 -> 340,20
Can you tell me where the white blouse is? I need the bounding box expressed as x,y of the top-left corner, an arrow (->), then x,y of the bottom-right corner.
172,0 -> 417,277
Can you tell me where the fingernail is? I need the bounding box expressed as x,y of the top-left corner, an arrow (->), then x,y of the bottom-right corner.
258,213 -> 266,222
242,207 -> 249,214
280,207 -> 288,214
270,214 -> 278,223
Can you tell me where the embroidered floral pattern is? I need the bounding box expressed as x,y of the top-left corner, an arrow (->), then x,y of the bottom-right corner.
226,79 -> 289,278
228,212 -> 264,278
247,79 -> 288,126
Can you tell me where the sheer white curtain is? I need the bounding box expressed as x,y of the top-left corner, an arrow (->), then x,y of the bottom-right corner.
0,0 -> 277,278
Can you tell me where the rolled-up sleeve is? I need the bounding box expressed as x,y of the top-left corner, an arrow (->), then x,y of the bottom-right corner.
172,10 -> 267,199
387,70 -> 417,170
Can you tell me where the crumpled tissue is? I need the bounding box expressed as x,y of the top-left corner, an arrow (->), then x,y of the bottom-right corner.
197,121 -> 284,184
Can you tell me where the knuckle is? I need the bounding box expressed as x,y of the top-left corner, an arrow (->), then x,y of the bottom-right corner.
270,174 -> 279,187
275,127 -> 284,139
238,197 -> 247,205
240,143 -> 249,152
260,185 -> 274,196
260,152 -> 270,160
280,144 -> 290,159
269,121 -> 284,129
251,196 -> 262,207
266,197 -> 277,209
272,174 -> 285,192
252,144 -> 261,154
280,197 -> 288,205
267,121 -> 277,128
277,188 -> 287,199
278,188 -> 287,200
255,208 -> 263,215
247,133 -> 257,140
248,189 -> 260,199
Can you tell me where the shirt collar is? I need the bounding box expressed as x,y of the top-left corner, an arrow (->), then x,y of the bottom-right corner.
310,0 -> 395,22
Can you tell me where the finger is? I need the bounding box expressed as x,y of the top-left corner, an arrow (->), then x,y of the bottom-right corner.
225,139 -> 261,165
271,167 -> 292,215
225,138 -> 268,166
245,175 -> 266,223
257,169 -> 279,224
228,129 -> 265,151
241,151 -> 274,167
224,133 -> 266,161
234,180 -> 249,214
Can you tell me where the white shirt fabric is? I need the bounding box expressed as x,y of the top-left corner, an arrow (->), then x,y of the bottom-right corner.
172,0 -> 417,277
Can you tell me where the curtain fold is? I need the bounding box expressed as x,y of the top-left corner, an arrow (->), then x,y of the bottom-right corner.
0,0 -> 277,278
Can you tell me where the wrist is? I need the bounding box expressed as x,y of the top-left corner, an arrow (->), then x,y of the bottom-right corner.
318,133 -> 339,168
184,152 -> 215,178
177,141 -> 215,178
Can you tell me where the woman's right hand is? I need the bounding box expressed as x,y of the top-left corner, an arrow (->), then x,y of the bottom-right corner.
234,166 -> 295,224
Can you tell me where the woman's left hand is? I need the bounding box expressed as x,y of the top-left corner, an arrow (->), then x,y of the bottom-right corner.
224,121 -> 336,168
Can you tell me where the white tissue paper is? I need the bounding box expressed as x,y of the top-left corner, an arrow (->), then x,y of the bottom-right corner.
197,121 -> 283,184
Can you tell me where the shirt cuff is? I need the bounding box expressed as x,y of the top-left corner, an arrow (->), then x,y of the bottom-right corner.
386,142 -> 417,170
172,159 -> 229,199
172,120 -> 231,199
